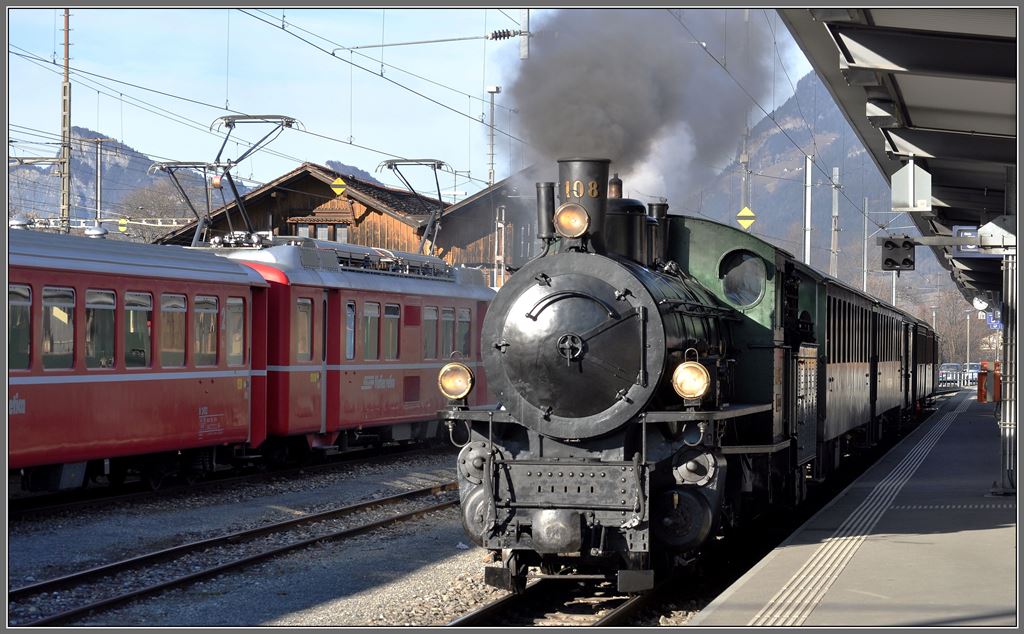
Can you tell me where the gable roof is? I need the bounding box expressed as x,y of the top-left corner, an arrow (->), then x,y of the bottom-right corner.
157,162 -> 448,244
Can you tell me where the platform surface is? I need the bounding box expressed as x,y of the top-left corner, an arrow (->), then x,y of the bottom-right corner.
691,391 -> 1017,627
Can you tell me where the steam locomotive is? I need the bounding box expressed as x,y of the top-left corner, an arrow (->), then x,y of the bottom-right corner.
438,158 -> 937,592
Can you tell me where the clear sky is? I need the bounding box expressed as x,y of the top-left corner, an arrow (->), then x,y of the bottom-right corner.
8,8 -> 812,201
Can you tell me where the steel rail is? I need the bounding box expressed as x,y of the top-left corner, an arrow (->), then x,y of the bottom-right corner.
9,443 -> 441,519
14,486 -> 457,626
448,578 -> 652,627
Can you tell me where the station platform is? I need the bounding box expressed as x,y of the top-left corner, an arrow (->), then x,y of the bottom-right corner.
691,391 -> 1017,627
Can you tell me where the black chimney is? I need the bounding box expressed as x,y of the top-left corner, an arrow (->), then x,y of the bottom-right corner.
557,157 -> 611,253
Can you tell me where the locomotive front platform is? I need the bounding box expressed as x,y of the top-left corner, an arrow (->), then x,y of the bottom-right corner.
690,390 -> 1016,627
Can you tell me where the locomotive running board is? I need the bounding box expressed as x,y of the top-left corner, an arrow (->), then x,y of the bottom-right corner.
643,403 -> 772,422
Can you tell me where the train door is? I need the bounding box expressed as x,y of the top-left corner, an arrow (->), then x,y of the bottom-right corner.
320,291 -> 328,434
869,309 -> 878,431
902,322 -> 912,409
794,344 -> 818,465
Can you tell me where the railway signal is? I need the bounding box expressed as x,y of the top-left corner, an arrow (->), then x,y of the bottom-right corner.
881,235 -> 915,271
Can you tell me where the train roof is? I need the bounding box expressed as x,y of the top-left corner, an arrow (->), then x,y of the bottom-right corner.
671,214 -> 935,332
8,229 -> 268,287
206,238 -> 495,302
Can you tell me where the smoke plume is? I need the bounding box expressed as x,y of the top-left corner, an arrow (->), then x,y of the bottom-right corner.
508,9 -> 780,203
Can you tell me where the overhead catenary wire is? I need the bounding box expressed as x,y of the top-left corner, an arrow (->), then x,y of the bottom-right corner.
248,8 -> 517,115
238,8 -> 528,147
666,9 -> 889,233
10,46 -> 494,189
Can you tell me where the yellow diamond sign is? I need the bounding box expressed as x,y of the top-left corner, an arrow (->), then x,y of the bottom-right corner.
331,177 -> 347,196
736,206 -> 755,230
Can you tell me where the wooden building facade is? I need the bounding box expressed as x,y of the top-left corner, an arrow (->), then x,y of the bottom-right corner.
157,162 -> 550,288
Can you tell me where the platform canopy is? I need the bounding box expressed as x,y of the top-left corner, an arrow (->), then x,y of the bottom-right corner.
779,8 -> 1016,305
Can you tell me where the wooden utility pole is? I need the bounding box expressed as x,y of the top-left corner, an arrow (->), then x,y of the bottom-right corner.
60,8 -> 72,233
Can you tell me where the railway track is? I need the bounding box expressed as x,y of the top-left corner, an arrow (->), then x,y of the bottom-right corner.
448,578 -> 653,627
9,481 -> 458,626
9,443 -> 447,520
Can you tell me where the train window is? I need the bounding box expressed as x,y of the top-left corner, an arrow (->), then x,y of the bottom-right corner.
226,298 -> 245,366
86,290 -> 116,369
423,307 -> 438,359
457,308 -> 472,355
441,308 -> 455,358
125,292 -> 152,368
363,302 -> 380,360
297,298 -> 313,362
9,284 -> 32,370
719,250 -> 766,308
383,304 -> 400,360
160,294 -> 187,367
42,287 -> 76,370
194,296 -> 219,367
345,301 -> 356,360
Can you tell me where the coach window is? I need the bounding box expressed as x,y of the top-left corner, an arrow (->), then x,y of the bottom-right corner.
125,292 -> 153,368
383,304 -> 400,360
9,284 -> 32,370
423,306 -> 438,359
86,290 -> 116,369
42,287 -> 76,370
160,294 -> 187,367
441,308 -> 455,358
363,302 -> 380,360
296,298 -> 313,362
226,297 -> 245,366
345,301 -> 356,360
194,295 -> 219,367
457,308 -> 472,355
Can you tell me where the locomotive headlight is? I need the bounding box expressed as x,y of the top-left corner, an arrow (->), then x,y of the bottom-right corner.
553,203 -> 590,238
672,361 -> 711,400
438,362 -> 474,400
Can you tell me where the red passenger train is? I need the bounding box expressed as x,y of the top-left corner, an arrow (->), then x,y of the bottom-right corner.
8,229 -> 494,491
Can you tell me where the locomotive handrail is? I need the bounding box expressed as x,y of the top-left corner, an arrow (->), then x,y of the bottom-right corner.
657,298 -> 743,321
525,291 -> 618,321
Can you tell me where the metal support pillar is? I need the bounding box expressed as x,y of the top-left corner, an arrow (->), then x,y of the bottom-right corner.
830,166 -> 840,277
862,197 -> 868,291
994,253 -> 1016,494
59,8 -> 72,233
803,154 -> 813,266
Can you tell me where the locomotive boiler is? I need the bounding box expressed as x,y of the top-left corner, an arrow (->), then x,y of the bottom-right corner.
439,157 -> 938,593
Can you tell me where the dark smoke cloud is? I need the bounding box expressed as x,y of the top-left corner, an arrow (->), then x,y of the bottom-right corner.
508,9 -> 779,202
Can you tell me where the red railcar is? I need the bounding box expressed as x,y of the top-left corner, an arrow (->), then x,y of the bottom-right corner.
8,230 -> 494,491
8,229 -> 269,489
216,238 -> 494,461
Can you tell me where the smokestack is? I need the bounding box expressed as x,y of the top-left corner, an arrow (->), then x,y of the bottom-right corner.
608,173 -> 623,199
536,182 -> 555,240
647,202 -> 669,264
557,157 -> 610,252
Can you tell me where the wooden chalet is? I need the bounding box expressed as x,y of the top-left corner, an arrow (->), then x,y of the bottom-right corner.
156,162 -> 552,288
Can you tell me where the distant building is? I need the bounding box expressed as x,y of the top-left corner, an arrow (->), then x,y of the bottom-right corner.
157,161 -> 552,288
